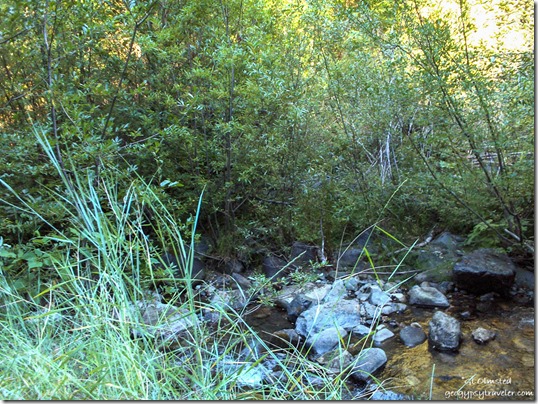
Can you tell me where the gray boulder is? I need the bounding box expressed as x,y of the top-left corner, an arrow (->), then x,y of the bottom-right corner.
263,255 -> 288,281
286,294 -> 314,323
408,285 -> 449,308
126,295 -> 199,348
453,248 -> 516,295
400,323 -> 427,347
428,311 -> 462,352
295,299 -> 362,336
290,242 -> 318,267
336,248 -> 365,270
306,326 -> 347,356
323,279 -> 349,304
350,348 -> 387,382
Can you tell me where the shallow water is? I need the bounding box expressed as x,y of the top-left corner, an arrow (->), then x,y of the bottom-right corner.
378,302 -> 535,400
246,294 -> 535,400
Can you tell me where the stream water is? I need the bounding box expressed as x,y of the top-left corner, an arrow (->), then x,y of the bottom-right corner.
246,292 -> 535,400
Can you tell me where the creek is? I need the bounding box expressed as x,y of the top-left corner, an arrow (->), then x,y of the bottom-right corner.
246,286 -> 534,400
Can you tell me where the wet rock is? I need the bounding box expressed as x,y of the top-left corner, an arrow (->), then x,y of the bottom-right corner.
286,294 -> 314,323
295,299 -> 362,336
453,248 -> 516,295
408,285 -> 449,308
373,326 -> 394,344
428,311 -> 462,352
290,241 -> 318,267
350,348 -> 388,382
272,328 -> 302,345
306,326 -> 347,356
472,327 -> 496,344
400,323 -> 427,347
263,255 -> 288,281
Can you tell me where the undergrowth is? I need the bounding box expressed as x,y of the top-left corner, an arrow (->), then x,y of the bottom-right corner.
0,129 -> 413,400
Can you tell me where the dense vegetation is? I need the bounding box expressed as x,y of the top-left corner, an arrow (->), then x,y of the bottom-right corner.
0,0 -> 533,399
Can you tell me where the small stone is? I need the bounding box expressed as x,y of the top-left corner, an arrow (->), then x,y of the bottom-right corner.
472,327 -> 496,344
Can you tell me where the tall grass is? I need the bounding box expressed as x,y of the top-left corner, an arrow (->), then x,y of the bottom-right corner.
0,129 -> 387,399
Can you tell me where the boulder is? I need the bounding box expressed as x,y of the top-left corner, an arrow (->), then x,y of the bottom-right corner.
350,348 -> 387,382
290,242 -> 318,267
453,248 -> 516,295
126,296 -> 199,348
263,255 -> 288,281
306,326 -> 347,356
428,311 -> 462,352
323,279 -> 349,304
316,349 -> 354,374
224,258 -> 245,274
295,299 -> 362,336
471,327 -> 496,344
400,323 -> 427,347
336,248 -> 365,270
408,285 -> 449,308
286,294 -> 314,323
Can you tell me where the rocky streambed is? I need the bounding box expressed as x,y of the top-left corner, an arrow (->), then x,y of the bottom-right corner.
108,231 -> 534,400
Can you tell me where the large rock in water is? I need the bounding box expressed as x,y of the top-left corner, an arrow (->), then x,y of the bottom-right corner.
349,348 -> 387,382
453,248 -> 516,295
428,311 -> 461,352
400,323 -> 427,347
